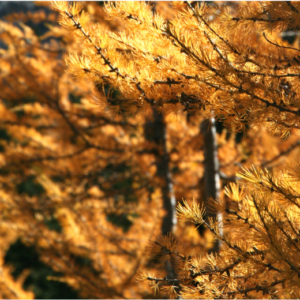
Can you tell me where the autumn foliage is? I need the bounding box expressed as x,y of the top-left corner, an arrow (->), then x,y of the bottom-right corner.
1,1 -> 300,299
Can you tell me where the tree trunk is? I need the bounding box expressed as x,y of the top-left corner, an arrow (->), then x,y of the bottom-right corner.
144,109 -> 177,279
145,109 -> 177,235
200,118 -> 222,253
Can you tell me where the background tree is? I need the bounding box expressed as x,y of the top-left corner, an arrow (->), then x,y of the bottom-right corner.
51,1 -> 300,298
1,1 -> 300,299
0,3 -> 165,298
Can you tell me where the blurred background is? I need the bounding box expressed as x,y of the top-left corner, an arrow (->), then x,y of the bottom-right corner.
1,1 -> 300,298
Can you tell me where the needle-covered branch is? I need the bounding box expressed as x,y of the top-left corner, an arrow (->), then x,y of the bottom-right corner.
52,1 -> 300,136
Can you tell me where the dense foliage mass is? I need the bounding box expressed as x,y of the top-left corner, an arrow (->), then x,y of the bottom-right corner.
53,1 -> 300,136
51,1 -> 300,298
1,1 -> 300,299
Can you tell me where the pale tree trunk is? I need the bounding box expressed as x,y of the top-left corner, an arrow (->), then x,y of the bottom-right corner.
153,111 -> 177,280
153,113 -> 177,236
200,118 -> 222,253
144,109 -> 177,278
145,109 -> 177,235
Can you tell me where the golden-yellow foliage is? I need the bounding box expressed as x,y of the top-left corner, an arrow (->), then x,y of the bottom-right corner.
2,1 -> 300,298
147,166 -> 300,298
49,1 -> 300,298
53,1 -> 300,137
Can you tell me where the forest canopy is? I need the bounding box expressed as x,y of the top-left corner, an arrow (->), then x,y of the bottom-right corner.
0,1 -> 300,299
53,1 -> 300,136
